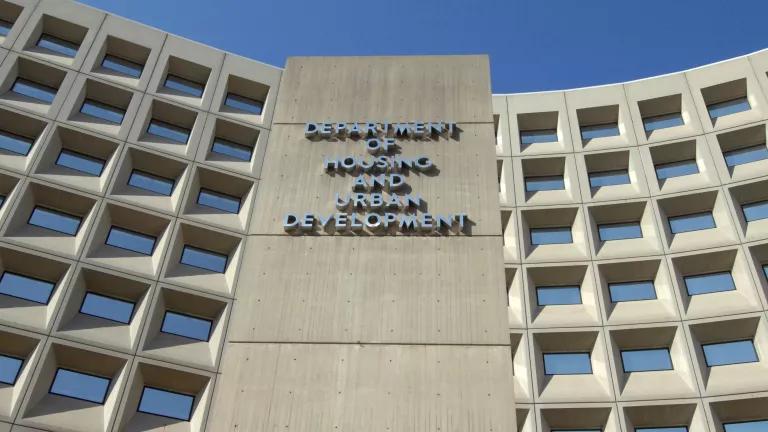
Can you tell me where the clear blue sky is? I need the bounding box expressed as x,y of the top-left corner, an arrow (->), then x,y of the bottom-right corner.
79,0 -> 768,93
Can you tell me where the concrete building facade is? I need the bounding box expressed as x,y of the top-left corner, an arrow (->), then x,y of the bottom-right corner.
0,1 -> 766,431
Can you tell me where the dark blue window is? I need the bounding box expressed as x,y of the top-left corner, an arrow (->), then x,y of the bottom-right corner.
211,138 -> 253,161
163,74 -> 203,97
128,170 -> 175,196
161,310 -> 212,341
581,123 -> 620,140
55,149 -> 105,176
224,93 -> 263,115
180,245 -> 227,273
0,271 -> 54,304
106,226 -> 156,255
763,264 -> 768,281
0,19 -> 12,37
589,169 -> 630,188
621,348 -> 673,372
703,340 -> 758,367
536,286 -> 581,306
708,97 -> 750,119
609,281 -> 656,302
80,99 -> 125,124
636,427 -> 688,432
197,188 -> 241,213
138,386 -> 194,421
724,145 -> 768,167
36,34 -> 79,58
684,272 -> 735,296
643,113 -> 684,132
0,130 -> 34,155
0,194 -> 5,208
0,354 -> 23,385
531,227 -> 572,245
28,206 -> 81,235
525,175 -> 564,192
668,212 -> 715,234
655,160 -> 699,180
520,129 -> 558,145
724,420 -> 768,432
543,352 -> 592,375
147,119 -> 190,144
49,368 -> 110,404
743,200 -> 768,222
101,54 -> 143,78
80,292 -> 135,324
598,222 -> 642,241
10,78 -> 57,103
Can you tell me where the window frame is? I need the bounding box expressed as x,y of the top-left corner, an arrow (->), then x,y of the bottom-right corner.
105,225 -> 157,256
0,270 -> 56,305
530,226 -> 573,245
683,271 -> 736,296
78,291 -> 136,325
706,96 -> 751,120
127,169 -> 176,196
48,367 -> 111,405
701,338 -> 759,367
619,347 -> 674,373
642,111 -> 685,133
146,118 -> 191,144
100,54 -> 143,79
55,148 -> 106,177
160,309 -> 214,342
723,143 -> 768,168
519,128 -> 559,145
137,385 -> 195,421
27,205 -> 82,236
79,98 -> 126,125
179,244 -> 228,273
722,420 -> 768,432
36,33 -> 80,58
535,285 -> 582,306
0,129 -> 35,156
667,211 -> 716,234
597,221 -> 643,241
588,168 -> 631,188
654,159 -> 699,180
210,137 -> 254,162
0,353 -> 24,386
224,92 -> 264,115
524,174 -> 565,192
196,187 -> 242,214
742,199 -> 768,222
607,280 -> 657,303
542,351 -> 593,376
10,77 -> 58,103
163,73 -> 204,98
580,122 -> 620,140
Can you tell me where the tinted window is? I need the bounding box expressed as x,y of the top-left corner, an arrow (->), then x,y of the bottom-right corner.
161,311 -> 212,341
743,200 -> 768,222
101,54 -> 143,78
138,386 -> 194,421
106,226 -> 156,255
708,97 -> 751,119
211,138 -> 253,161
703,340 -> 758,366
50,368 -> 110,404
36,34 -> 79,58
531,227 -> 572,245
724,144 -> 768,167
684,272 -> 735,296
147,119 -> 190,144
543,352 -> 592,375
668,212 -> 715,234
0,130 -> 34,155
128,170 -> 174,196
609,281 -> 656,302
643,112 -> 684,132
525,175 -> 565,192
197,188 -> 241,213
598,222 -> 642,241
80,292 -> 135,324
589,169 -> 630,188
10,78 -> 57,103
0,19 -> 12,37
636,427 -> 688,432
0,354 -> 22,385
224,93 -> 263,115
80,99 -> 125,124
0,271 -> 54,304
163,74 -> 203,97
581,123 -> 620,140
180,245 -> 227,273
655,159 -> 699,180
520,129 -> 558,145
55,149 -> 105,176
29,206 -> 81,235
621,348 -> 673,372
536,286 -> 581,306
724,420 -> 768,432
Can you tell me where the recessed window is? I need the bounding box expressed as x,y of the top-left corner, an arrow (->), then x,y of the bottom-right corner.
161,310 -> 212,341
224,93 -> 263,115
609,281 -> 656,302
0,130 -> 34,155
80,99 -> 125,124
707,97 -> 751,120
531,227 -> 572,245
702,339 -> 758,366
520,129 -> 558,145
723,144 -> 768,167
106,226 -> 156,255
10,78 -> 57,103
0,19 -> 12,37
128,169 -> 175,196
589,169 -> 630,188
581,123 -> 620,140
211,137 -> 253,161
180,245 -> 227,273
724,420 -> 768,432
543,352 -> 592,375
524,175 -> 564,192
36,34 -> 79,58
55,149 -> 105,176
197,188 -> 241,214
49,368 -> 110,404
655,159 -> 699,180
598,222 -> 642,241
28,206 -> 81,235
636,428 -> 688,432
684,271 -> 735,296
536,285 -> 581,306
163,74 -> 203,98
552,430 -> 601,432
668,211 -> 715,234
138,386 -> 194,421
147,119 -> 190,144
743,200 -> 768,222
101,54 -> 143,78
0,195 -> 5,208
643,112 -> 684,132
0,354 -> 22,385
0,271 -> 54,304
79,291 -> 135,324
621,348 -> 673,372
